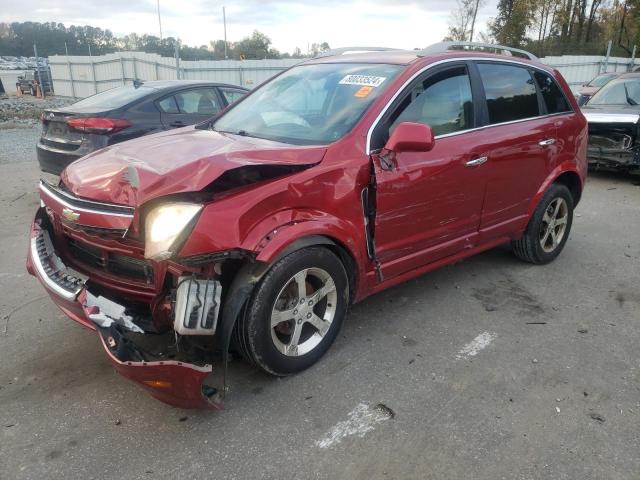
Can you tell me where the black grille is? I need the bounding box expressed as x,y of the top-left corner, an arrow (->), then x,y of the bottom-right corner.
67,238 -> 152,282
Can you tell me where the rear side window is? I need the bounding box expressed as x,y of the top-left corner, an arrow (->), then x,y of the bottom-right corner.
387,66 -> 474,137
533,71 -> 571,114
71,85 -> 155,110
158,96 -> 179,114
219,88 -> 247,105
174,89 -> 221,115
477,63 -> 539,124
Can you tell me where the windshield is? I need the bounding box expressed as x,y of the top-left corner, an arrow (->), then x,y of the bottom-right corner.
71,85 -> 155,110
213,63 -> 403,145
588,78 -> 640,106
587,74 -> 616,88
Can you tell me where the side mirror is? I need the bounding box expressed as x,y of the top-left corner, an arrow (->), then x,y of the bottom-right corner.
384,122 -> 435,153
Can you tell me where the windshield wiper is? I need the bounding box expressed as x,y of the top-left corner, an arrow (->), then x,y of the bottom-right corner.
624,84 -> 638,105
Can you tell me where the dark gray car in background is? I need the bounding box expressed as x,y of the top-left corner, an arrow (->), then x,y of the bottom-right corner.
37,80 -> 248,175
581,72 -> 640,174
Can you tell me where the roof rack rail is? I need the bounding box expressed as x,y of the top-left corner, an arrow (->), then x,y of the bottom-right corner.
420,41 -> 538,61
314,47 -> 406,59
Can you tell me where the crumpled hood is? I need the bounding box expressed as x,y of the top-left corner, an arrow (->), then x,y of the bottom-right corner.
61,127 -> 327,206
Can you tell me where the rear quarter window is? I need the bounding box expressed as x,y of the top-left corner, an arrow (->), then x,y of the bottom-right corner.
477,63 -> 539,124
71,85 -> 155,110
533,71 -> 571,114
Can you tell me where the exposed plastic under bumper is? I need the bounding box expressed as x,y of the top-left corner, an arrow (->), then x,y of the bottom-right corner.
27,215 -> 223,410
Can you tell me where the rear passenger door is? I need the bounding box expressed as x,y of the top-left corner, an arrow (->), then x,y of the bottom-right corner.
157,88 -> 223,129
474,62 -> 559,242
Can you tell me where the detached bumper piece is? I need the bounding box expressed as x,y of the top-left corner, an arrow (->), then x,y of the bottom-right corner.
95,326 -> 222,410
28,215 -> 223,410
31,227 -> 85,301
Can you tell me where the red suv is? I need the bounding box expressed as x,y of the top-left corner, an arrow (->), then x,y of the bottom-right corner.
27,43 -> 587,409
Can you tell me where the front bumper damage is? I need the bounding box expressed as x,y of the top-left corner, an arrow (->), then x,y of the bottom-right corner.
27,215 -> 224,410
584,112 -> 640,172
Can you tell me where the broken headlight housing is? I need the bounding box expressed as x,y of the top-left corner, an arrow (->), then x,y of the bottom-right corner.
144,202 -> 202,260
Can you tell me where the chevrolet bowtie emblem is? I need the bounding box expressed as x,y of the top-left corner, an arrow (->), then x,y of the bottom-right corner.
62,207 -> 80,222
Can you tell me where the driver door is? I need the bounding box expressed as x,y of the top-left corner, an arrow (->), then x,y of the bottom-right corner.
370,63 -> 489,280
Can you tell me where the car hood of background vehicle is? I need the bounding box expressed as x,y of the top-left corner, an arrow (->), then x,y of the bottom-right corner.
581,105 -> 640,125
61,127 -> 327,206
578,86 -> 599,96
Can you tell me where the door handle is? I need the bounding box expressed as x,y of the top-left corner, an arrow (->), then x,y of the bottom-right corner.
170,121 -> 185,127
538,138 -> 556,146
466,156 -> 488,167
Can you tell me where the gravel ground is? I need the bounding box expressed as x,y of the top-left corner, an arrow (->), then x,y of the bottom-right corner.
0,128 -> 41,165
0,95 -> 74,128
0,127 -> 639,479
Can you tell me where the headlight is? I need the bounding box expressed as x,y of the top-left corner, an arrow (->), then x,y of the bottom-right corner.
144,202 -> 202,260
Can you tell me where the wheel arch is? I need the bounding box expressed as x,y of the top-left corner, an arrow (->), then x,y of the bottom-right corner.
216,232 -> 360,392
527,167 -> 583,218
553,170 -> 583,206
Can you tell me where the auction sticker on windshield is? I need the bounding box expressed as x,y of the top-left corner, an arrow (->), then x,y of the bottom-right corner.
339,75 -> 387,87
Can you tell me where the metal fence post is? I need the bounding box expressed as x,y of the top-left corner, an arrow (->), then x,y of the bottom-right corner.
33,43 -> 45,98
155,61 -> 160,80
132,55 -> 138,81
88,44 -> 98,94
602,40 -> 612,73
174,43 -> 180,80
630,45 -> 637,72
239,64 -> 244,87
119,53 -> 126,85
65,42 -> 76,98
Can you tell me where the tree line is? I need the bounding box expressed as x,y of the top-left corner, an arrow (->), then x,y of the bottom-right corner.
446,0 -> 640,56
0,22 -> 330,60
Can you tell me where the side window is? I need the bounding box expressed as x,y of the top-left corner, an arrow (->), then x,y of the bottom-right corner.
477,63 -> 539,124
174,89 -> 221,115
219,88 -> 247,105
533,71 -> 571,114
386,66 -> 474,139
158,96 -> 179,114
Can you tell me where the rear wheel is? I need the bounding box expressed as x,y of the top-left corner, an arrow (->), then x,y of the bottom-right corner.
512,183 -> 574,264
235,247 -> 349,376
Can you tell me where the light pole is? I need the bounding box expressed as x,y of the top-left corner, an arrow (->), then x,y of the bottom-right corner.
157,0 -> 163,40
223,6 -> 228,59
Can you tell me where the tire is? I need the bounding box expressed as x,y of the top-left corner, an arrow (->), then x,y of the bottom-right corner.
234,247 -> 349,376
512,183 -> 574,265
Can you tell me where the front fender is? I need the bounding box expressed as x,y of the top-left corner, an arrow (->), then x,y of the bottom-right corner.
250,216 -> 364,265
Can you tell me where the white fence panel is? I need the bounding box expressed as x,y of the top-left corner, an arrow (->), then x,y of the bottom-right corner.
540,55 -> 639,93
48,51 -> 301,98
46,51 -> 640,99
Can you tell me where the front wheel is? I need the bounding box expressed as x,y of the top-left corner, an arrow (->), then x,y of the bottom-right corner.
234,247 -> 349,376
512,183 -> 574,264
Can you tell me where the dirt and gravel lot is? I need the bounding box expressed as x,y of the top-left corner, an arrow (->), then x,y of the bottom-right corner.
0,122 -> 639,480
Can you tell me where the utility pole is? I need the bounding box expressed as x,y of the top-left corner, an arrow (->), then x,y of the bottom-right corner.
157,0 -> 163,40
223,6 -> 228,59
469,0 -> 480,42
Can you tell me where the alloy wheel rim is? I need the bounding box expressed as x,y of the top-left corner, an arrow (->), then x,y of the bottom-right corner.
539,197 -> 569,253
270,267 -> 337,357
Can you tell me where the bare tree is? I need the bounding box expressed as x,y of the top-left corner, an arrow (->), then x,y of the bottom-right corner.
444,0 -> 477,41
